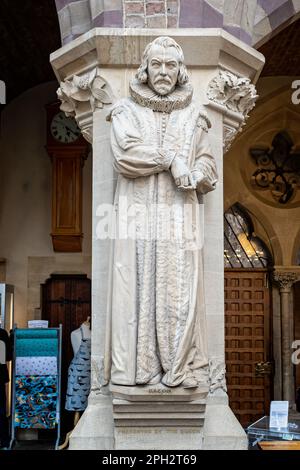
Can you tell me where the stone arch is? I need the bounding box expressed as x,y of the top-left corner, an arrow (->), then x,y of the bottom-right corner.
54,1 -> 300,48
253,2 -> 300,48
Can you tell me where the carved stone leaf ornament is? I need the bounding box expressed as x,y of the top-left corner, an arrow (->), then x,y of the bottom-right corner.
207,70 -> 258,152
57,68 -> 114,142
273,271 -> 298,291
207,70 -> 258,117
57,68 -> 113,114
209,358 -> 227,394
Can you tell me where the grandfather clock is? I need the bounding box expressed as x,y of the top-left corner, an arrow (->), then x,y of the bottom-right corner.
46,102 -> 89,252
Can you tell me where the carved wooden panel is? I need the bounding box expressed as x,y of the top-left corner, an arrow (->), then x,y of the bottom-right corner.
47,146 -> 88,252
225,269 -> 272,427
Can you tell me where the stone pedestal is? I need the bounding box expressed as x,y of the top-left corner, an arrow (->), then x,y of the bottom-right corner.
51,28 -> 265,450
111,384 -> 207,449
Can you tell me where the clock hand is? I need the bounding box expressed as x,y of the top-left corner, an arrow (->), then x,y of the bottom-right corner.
65,124 -> 79,136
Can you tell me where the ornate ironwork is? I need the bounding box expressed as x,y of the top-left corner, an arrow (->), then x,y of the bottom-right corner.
250,131 -> 300,205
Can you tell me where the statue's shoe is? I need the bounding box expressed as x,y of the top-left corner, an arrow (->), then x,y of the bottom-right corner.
182,377 -> 198,389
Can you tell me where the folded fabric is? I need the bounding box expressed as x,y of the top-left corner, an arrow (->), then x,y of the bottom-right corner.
16,393 -> 57,410
16,357 -> 58,376
14,411 -> 57,429
15,375 -> 57,395
14,375 -> 58,430
15,329 -> 58,339
16,338 -> 58,357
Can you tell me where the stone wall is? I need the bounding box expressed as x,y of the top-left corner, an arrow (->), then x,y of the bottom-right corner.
124,0 -> 179,28
0,82 -> 92,326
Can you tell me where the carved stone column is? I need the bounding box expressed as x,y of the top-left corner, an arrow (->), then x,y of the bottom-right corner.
51,28 -> 264,450
274,271 -> 298,403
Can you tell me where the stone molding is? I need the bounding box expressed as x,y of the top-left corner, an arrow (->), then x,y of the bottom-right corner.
50,28 -> 264,78
273,271 -> 299,292
207,70 -> 258,153
57,67 -> 114,143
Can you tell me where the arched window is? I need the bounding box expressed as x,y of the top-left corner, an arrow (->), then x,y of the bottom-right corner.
224,204 -> 272,268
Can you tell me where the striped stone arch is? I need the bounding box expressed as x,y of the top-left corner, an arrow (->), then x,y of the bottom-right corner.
55,0 -> 123,44
252,0 -> 300,47
55,0 -> 300,49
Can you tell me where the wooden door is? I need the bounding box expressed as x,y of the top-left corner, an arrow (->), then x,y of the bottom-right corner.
41,274 -> 91,435
225,269 -> 273,427
294,282 -> 300,397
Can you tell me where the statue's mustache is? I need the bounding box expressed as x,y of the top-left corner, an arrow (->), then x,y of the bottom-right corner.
154,77 -> 172,84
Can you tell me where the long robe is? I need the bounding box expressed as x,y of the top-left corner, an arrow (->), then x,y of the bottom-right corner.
104,95 -> 218,387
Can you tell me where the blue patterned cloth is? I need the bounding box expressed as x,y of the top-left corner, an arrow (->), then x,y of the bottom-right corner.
14,376 -> 57,429
15,329 -> 58,339
16,338 -> 58,357
14,411 -> 57,429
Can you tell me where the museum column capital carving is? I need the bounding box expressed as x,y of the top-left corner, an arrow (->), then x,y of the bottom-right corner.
57,67 -> 114,143
207,70 -> 258,153
273,271 -> 298,292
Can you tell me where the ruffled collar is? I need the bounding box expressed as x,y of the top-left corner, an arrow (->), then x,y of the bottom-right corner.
129,79 -> 193,113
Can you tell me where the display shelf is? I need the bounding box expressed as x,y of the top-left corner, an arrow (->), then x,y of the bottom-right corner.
247,416 -> 300,448
9,325 -> 62,450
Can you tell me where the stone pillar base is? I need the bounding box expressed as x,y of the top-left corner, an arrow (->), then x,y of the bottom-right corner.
202,396 -> 248,450
68,393 -> 114,450
111,384 -> 207,450
115,427 -> 203,450
68,392 -> 247,450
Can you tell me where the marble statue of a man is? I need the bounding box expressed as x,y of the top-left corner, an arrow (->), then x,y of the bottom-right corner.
104,37 -> 218,389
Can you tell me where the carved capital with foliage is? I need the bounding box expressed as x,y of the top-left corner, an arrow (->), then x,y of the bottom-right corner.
57,67 -> 114,143
207,70 -> 258,153
273,271 -> 298,292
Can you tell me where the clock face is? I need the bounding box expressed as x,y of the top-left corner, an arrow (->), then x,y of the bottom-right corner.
50,112 -> 81,143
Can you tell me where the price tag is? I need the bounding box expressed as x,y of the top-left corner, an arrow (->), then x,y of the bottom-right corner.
269,401 -> 289,429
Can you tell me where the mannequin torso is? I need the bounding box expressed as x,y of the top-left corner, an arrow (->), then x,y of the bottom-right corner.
70,322 -> 91,356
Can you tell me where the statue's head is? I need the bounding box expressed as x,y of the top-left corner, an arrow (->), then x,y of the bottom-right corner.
136,36 -> 189,96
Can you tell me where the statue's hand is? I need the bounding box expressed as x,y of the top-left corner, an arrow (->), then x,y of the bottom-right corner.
191,170 -> 217,194
171,156 -> 195,190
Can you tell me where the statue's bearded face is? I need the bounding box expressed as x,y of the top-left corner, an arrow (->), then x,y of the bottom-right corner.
147,45 -> 180,96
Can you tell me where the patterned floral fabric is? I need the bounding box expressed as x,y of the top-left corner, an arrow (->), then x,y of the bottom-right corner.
16,357 -> 58,376
15,376 -> 57,429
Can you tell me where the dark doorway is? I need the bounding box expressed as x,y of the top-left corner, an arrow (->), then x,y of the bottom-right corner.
41,273 -> 91,438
